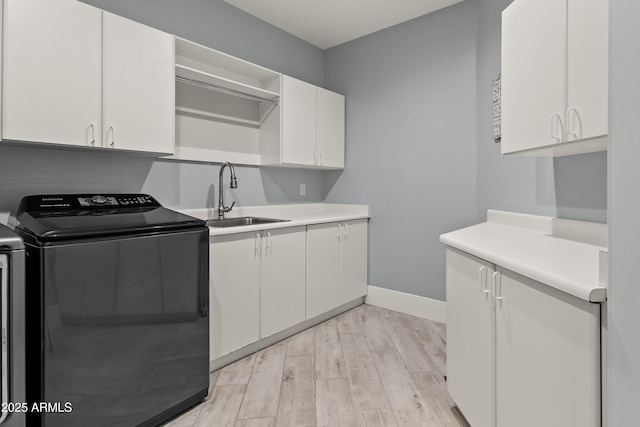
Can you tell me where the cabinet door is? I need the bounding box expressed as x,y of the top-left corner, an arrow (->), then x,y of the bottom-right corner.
1,0 -> 101,146
307,223 -> 341,319
501,0 -> 566,154
495,269 -> 600,427
316,87 -> 345,168
565,0 -> 608,142
102,12 -> 174,154
340,220 -> 367,303
281,75 -> 316,166
210,233 -> 260,361
260,227 -> 306,338
446,248 -> 495,427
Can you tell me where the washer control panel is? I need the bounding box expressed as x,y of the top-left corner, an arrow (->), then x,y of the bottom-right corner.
77,194 -> 157,207
22,194 -> 161,213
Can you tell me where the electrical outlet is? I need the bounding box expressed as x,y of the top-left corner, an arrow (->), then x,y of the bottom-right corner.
299,184 -> 306,196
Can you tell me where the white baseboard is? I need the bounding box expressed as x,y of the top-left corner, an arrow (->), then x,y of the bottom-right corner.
365,285 -> 446,324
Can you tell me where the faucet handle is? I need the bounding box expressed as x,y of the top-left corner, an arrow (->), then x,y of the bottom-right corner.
228,201 -> 235,212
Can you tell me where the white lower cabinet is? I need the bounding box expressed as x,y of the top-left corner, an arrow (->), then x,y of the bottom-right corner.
210,231 -> 260,361
338,220 -> 368,303
446,247 -> 601,427
306,223 -> 340,318
260,227 -> 306,338
307,219 -> 368,319
209,227 -> 306,362
446,248 -> 495,427
495,269 -> 601,427
210,220 -> 367,363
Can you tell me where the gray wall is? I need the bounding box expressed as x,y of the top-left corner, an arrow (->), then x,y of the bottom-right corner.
0,0 -> 327,217
324,1 -> 479,301
80,0 -> 324,86
0,0 -> 609,297
475,0 -> 607,223
475,0 -> 557,220
608,0 -> 640,424
323,0 -> 607,301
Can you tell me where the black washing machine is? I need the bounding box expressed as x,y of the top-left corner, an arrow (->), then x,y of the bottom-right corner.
9,194 -> 209,427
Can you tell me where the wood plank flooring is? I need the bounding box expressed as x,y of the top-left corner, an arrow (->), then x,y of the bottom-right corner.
165,304 -> 469,427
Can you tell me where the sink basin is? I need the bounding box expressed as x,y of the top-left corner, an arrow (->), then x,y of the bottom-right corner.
206,216 -> 290,228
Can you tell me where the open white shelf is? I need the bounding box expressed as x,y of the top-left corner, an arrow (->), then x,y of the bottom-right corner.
172,37 -> 281,164
175,64 -> 279,103
175,37 -> 279,87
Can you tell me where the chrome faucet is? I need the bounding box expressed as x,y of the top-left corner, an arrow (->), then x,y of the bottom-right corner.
218,162 -> 238,219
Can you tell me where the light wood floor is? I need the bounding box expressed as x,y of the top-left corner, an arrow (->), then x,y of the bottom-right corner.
165,304 -> 469,427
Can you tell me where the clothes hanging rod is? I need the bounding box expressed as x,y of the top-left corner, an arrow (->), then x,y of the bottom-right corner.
175,106 -> 261,127
175,101 -> 277,127
176,75 -> 279,105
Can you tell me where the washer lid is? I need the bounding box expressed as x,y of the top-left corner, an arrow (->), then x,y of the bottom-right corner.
9,194 -> 205,241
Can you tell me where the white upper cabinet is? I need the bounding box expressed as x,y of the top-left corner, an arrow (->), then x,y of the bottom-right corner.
565,0 -> 608,143
1,0 -> 174,155
501,0 -> 608,156
280,76 -> 317,166
102,12 -> 174,154
1,0 -> 102,147
263,75 -> 345,169
317,87 -> 346,168
501,0 -> 565,154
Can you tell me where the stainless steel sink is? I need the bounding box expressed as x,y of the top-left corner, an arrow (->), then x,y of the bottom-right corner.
206,216 -> 289,228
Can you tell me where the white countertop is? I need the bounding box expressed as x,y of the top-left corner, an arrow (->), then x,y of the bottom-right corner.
439,210 -> 608,303
181,203 -> 370,236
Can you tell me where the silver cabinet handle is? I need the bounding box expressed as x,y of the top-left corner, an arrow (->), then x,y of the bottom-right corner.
89,123 -> 96,146
479,266 -> 490,294
254,233 -> 261,257
337,223 -> 342,239
265,231 -> 272,253
108,126 -> 115,147
550,113 -> 564,143
319,153 -> 324,166
492,271 -> 503,302
342,222 -> 348,240
313,152 -> 317,165
566,107 -> 582,141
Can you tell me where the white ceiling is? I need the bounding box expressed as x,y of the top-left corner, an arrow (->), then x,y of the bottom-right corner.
223,0 -> 464,49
